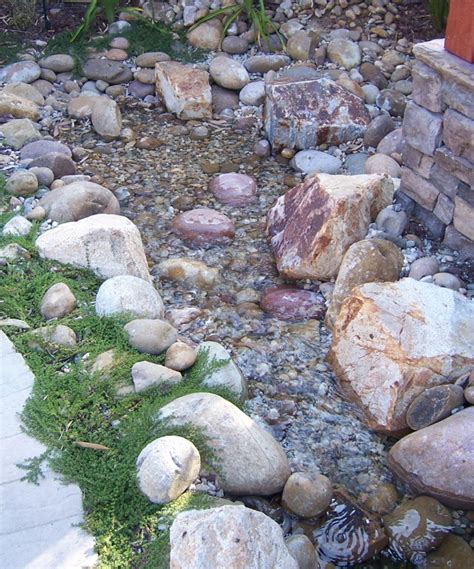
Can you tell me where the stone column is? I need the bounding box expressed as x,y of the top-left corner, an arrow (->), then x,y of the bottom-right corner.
398,39 -> 473,258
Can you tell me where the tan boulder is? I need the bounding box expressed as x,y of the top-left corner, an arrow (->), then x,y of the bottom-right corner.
170,505 -> 298,569
325,239 -> 403,329
35,214 -> 151,282
91,97 -> 122,139
2,82 -> 45,105
156,62 -> 212,120
0,92 -> 39,120
328,279 -> 474,435
266,174 -> 394,280
157,393 -> 290,495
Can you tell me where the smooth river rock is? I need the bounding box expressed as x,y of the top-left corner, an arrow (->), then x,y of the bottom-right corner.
171,208 -> 235,247
157,393 -> 291,495
388,408 -> 474,509
209,173 -> 257,206
260,286 -> 325,321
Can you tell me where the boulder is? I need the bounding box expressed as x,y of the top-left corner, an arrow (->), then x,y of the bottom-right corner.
20,139 -> 71,160
37,181 -> 120,222
40,283 -> 76,320
157,393 -> 291,495
364,153 -> 401,178
209,57 -> 250,91
156,62 -> 212,120
81,59 -> 132,84
132,361 -> 182,391
95,275 -> 164,319
67,94 -> 102,119
285,535 -> 320,569
0,93 -> 39,120
2,216 -> 32,237
388,408 -> 474,509
328,280 -> 474,434
0,61 -> 41,84
136,436 -> 200,504
2,82 -> 45,105
266,174 -> 394,280
0,118 -> 41,149
170,505 -> 298,569
124,318 -> 177,354
198,341 -> 246,397
264,77 -> 370,151
91,97 -> 122,139
325,239 -> 403,329
327,39 -> 361,69
35,214 -> 151,281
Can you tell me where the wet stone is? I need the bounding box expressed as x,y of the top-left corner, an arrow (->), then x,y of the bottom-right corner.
406,384 -> 465,431
171,208 -> 235,247
383,496 -> 452,564
313,490 -> 388,566
260,286 -> 325,321
209,173 -> 257,206
282,472 -> 333,518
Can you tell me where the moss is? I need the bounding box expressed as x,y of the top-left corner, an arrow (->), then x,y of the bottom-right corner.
0,235 -> 239,567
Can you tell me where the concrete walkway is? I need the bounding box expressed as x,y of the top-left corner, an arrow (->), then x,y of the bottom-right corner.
0,331 -> 98,569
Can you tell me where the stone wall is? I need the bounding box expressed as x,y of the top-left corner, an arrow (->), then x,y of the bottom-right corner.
398,39 -> 473,257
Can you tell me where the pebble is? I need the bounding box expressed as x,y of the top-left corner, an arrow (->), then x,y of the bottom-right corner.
40,282 -> 77,320
165,341 -> 197,371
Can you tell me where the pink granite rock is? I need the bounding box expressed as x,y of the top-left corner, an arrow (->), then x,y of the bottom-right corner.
171,208 -> 235,246
209,173 -> 257,206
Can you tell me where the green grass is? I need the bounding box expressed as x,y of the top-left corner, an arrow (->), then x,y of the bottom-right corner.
0,231 -> 240,568
43,20 -> 207,76
0,31 -> 26,65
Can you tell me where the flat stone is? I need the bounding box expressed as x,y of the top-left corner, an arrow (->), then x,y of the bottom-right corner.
20,139 -> 71,160
260,286 -> 325,321
403,101 -> 443,157
81,59 -> 132,84
406,384 -> 465,430
209,173 -> 257,206
264,77 -> 370,151
39,54 -> 74,73
171,208 -> 235,247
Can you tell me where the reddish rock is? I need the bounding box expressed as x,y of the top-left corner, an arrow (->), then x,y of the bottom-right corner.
264,77 -> 370,151
388,408 -> 474,510
266,174 -> 394,280
27,152 -> 76,178
209,173 -> 257,206
171,208 -> 235,247
260,286 -> 325,321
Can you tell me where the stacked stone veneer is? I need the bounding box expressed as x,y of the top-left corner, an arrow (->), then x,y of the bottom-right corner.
399,39 -> 473,256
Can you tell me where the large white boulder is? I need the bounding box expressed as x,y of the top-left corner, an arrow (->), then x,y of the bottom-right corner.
328,279 -> 474,434
35,214 -> 151,281
169,505 -> 298,569
157,393 -> 290,495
